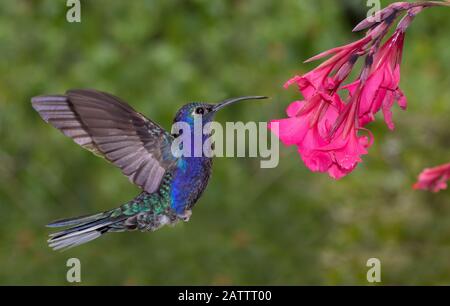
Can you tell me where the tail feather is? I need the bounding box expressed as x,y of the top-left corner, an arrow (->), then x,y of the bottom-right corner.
47,211 -> 124,251
47,212 -> 107,228
48,214 -> 111,239
49,231 -> 103,251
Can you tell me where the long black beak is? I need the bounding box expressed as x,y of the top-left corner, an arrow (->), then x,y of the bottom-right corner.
212,96 -> 268,113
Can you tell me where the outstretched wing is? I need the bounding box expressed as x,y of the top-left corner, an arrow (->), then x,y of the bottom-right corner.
31,89 -> 177,193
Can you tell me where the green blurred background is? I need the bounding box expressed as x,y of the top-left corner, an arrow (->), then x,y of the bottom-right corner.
0,0 -> 449,285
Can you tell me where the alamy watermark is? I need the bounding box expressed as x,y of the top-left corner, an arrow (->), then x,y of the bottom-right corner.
66,258 -> 81,283
366,0 -> 382,22
170,118 -> 280,168
66,0 -> 81,23
366,258 -> 381,283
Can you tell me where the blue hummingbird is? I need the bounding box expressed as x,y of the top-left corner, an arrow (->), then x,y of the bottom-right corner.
31,90 -> 267,250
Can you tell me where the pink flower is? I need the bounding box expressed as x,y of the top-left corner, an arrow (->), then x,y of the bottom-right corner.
268,94 -> 342,158
314,100 -> 372,179
268,36 -> 375,179
343,31 -> 407,129
269,36 -> 380,179
269,80 -> 372,179
269,1 -> 446,180
413,163 -> 450,192
286,36 -> 371,99
269,1 -> 448,180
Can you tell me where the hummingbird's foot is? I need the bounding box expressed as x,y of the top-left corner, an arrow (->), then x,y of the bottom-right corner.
177,209 -> 192,222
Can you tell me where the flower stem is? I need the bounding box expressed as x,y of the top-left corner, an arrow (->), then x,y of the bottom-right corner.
412,1 -> 450,8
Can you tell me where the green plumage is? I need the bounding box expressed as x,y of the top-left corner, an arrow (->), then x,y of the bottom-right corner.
112,174 -> 173,218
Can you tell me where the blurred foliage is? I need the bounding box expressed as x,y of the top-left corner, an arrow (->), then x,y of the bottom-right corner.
0,0 -> 449,285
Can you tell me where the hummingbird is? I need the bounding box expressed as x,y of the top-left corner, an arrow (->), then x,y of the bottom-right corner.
31,89 -> 267,250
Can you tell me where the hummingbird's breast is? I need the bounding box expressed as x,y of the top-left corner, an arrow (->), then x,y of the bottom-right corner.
169,156 -> 213,215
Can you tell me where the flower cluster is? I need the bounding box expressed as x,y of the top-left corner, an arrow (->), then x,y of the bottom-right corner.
269,1 -> 449,181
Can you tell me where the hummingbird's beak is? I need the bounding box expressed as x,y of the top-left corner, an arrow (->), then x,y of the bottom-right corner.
211,96 -> 268,113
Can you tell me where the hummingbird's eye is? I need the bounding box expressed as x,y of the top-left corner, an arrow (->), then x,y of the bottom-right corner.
172,129 -> 183,138
195,107 -> 205,115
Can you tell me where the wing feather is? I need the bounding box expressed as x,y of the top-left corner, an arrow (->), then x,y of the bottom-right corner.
32,89 -> 177,193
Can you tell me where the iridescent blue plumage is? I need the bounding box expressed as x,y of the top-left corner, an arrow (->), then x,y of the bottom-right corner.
170,103 -> 215,215
31,90 -> 266,250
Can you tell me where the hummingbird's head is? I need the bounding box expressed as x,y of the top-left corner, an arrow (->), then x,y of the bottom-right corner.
173,102 -> 215,126
173,96 -> 268,126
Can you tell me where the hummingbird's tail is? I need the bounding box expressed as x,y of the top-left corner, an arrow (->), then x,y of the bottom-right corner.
46,211 -> 124,251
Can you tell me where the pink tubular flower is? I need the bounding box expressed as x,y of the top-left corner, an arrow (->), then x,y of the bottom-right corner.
268,96 -> 342,168
268,37 -> 372,178
316,98 -> 373,179
269,1 -> 449,180
287,36 -> 371,97
343,31 -> 407,129
414,163 -> 450,192
269,77 -> 373,179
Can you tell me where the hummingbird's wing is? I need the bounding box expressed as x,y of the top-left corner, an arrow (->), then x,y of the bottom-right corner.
31,89 -> 177,193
